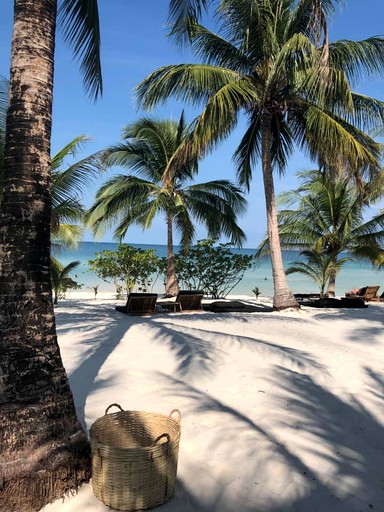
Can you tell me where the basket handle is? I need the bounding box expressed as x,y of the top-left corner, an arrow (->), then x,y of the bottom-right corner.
105,403 -> 124,415
152,433 -> 170,446
169,409 -> 181,424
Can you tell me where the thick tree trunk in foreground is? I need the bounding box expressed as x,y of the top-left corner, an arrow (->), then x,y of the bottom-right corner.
0,2 -> 90,511
165,213 -> 179,296
261,115 -> 299,310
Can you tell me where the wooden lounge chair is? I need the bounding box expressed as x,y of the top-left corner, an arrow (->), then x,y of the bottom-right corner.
177,290 -> 204,311
159,290 -> 204,312
346,285 -> 380,302
115,293 -> 158,315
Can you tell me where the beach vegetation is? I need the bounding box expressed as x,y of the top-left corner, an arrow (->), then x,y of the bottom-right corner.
51,136 -> 104,251
85,113 -> 246,296
259,169 -> 384,295
51,258 -> 82,304
286,249 -> 350,297
163,238 -> 254,298
0,0 -> 102,509
252,286 -> 261,299
137,0 -> 384,310
88,284 -> 100,299
88,244 -> 160,297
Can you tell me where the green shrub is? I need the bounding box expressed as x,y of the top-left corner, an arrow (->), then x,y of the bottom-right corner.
88,244 -> 160,298
163,239 -> 254,298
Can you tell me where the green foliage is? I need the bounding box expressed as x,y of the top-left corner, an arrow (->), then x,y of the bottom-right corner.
252,286 -> 260,299
88,244 -> 160,297
51,258 -> 82,304
164,239 -> 254,299
88,284 -> 99,299
286,249 -> 351,296
258,170 -> 384,293
139,0 -> 384,309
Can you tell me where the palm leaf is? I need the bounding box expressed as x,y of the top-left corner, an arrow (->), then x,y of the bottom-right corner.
58,0 -> 102,99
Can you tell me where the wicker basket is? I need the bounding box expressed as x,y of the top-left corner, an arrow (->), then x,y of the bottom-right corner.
90,404 -> 181,511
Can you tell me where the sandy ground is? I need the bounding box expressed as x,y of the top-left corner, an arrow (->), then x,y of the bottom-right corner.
42,293 -> 384,512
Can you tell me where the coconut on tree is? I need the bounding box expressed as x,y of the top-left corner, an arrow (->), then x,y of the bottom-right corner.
136,0 -> 384,310
85,113 -> 247,295
0,1 -> 102,510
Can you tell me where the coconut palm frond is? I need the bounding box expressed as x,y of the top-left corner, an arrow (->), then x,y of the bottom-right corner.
58,0 -> 102,99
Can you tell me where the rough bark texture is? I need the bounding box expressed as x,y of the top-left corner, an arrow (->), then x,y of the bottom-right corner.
0,2 -> 91,511
261,115 -> 299,311
165,213 -> 179,296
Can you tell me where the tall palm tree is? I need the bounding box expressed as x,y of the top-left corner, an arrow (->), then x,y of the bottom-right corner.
259,169 -> 384,296
136,0 -> 384,310
0,1 -> 102,510
86,114 -> 247,295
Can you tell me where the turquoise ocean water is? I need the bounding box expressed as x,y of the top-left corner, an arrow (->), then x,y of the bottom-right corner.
59,241 -> 383,298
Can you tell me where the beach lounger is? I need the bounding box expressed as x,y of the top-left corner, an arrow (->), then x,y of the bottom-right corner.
345,285 -> 380,302
300,297 -> 368,308
158,290 -> 204,312
115,293 -> 158,315
203,300 -> 271,313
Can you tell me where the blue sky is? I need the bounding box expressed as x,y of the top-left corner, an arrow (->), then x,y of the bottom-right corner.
1,0 -> 384,248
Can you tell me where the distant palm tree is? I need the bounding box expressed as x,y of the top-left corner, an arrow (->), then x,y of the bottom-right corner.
86,114 -> 247,295
51,258 -> 81,304
286,248 -> 350,297
259,170 -> 384,296
0,1 -> 102,509
137,0 -> 384,309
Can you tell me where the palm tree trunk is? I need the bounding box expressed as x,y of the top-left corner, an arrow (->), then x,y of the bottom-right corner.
261,114 -> 299,310
165,213 -> 179,296
0,2 -> 90,511
326,268 -> 336,297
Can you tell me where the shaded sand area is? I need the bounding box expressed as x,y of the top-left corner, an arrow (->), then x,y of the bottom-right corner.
43,296 -> 384,512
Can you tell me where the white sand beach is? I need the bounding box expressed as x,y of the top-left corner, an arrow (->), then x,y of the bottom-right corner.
42,293 -> 384,512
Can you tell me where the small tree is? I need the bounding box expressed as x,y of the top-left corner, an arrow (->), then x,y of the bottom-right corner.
88,244 -> 160,297
167,239 -> 254,298
51,259 -> 82,304
286,249 -> 351,296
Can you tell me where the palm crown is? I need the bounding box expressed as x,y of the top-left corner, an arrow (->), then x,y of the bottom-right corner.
86,113 -> 247,294
136,0 -> 384,308
51,135 -> 103,250
261,169 -> 384,294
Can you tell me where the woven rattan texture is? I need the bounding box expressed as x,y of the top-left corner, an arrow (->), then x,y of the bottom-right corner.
90,406 -> 181,511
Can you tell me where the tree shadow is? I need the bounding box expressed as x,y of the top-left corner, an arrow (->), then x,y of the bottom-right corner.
301,303 -> 384,344
149,317 -> 325,378
154,370 -> 384,511
55,301 -> 157,430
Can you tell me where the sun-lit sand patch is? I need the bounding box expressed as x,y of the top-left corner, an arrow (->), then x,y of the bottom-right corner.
43,293 -> 384,512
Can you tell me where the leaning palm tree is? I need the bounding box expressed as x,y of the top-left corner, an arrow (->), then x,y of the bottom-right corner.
259,169 -> 384,296
86,114 -> 247,295
136,0 -> 384,310
0,1 -> 102,510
